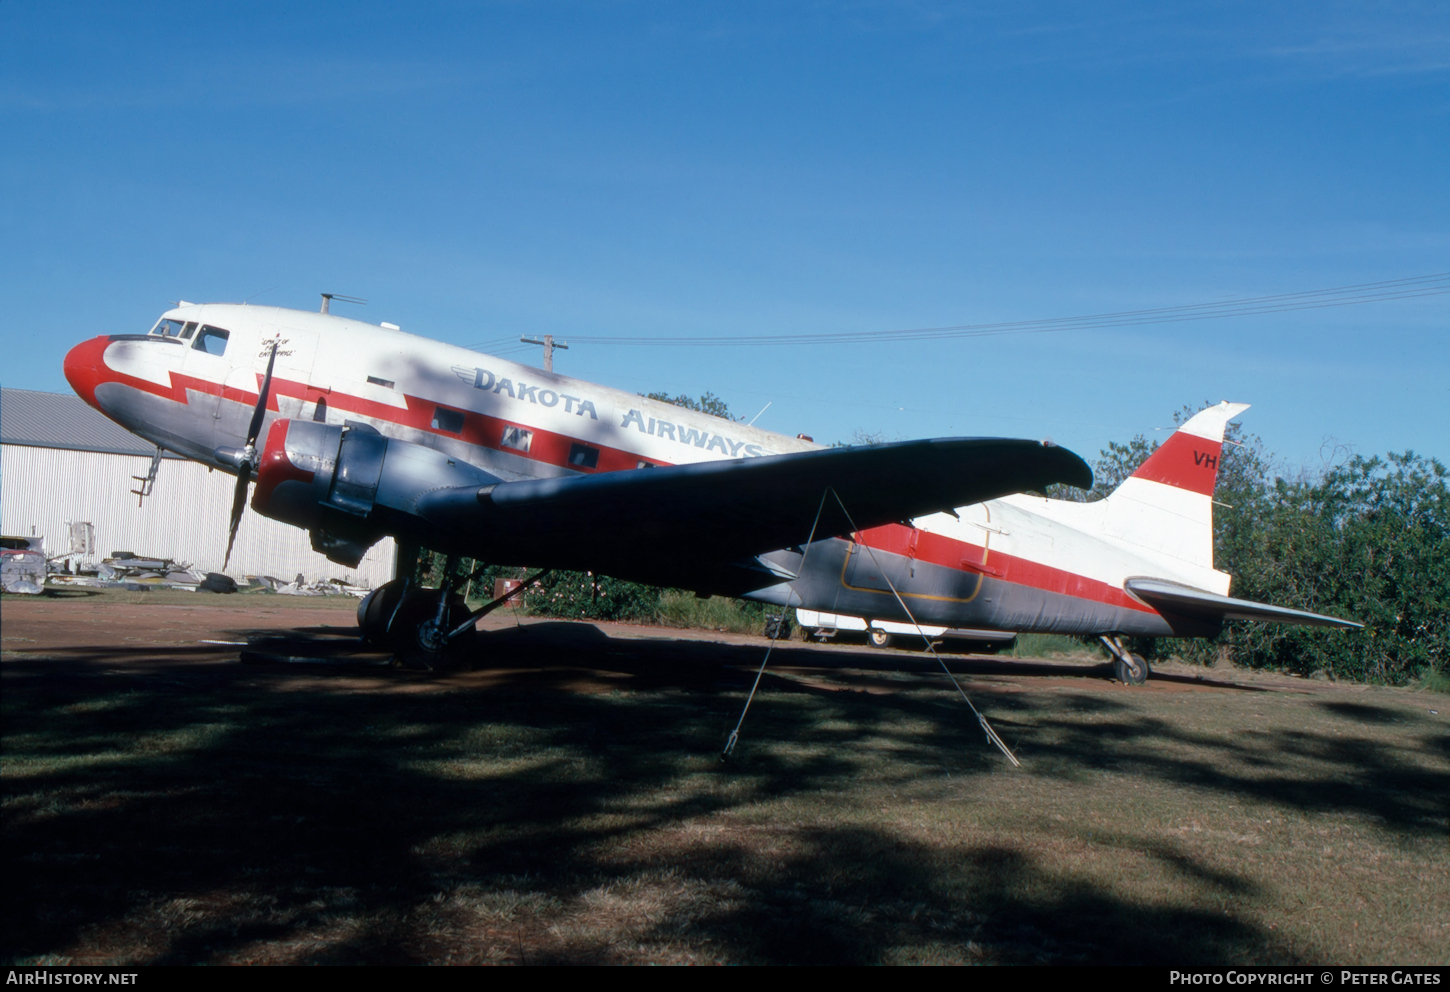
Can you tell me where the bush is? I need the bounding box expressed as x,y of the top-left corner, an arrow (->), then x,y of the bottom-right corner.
656,591 -> 773,634
1199,452 -> 1449,683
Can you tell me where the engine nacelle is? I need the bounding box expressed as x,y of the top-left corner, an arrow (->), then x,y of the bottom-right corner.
252,419 -> 500,566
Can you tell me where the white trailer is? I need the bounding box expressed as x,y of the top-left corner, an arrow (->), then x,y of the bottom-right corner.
795,608 -> 1017,650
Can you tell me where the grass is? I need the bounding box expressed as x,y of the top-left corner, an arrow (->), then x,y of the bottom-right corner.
1415,668 -> 1450,694
3,612 -> 1446,965
655,592 -> 769,635
1006,633 -> 1094,659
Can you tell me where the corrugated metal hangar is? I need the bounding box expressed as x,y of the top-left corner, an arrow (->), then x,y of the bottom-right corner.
1,387 -> 396,587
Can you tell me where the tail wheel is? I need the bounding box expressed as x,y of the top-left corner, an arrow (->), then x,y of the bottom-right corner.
868,629 -> 893,649
1115,652 -> 1149,685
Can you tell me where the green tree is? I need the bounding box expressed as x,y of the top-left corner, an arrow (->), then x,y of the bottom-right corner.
1049,402 -> 1447,683
644,390 -> 735,420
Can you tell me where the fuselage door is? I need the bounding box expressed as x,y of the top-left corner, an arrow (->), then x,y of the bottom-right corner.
842,541 -> 896,593
263,323 -> 331,421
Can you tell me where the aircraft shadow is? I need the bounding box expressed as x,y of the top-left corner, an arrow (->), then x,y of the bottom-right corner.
3,619 -> 1444,965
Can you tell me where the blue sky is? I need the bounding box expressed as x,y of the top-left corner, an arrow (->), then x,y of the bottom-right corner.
3,2 -> 1446,472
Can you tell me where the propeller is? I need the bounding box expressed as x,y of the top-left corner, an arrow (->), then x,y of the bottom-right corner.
222,339 -> 279,569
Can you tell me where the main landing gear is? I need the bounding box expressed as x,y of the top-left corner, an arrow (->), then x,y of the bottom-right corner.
357,575 -> 471,669
357,556 -> 549,670
1100,635 -> 1149,685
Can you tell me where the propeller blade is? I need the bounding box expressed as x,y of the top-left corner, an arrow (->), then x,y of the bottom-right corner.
223,466 -> 250,570
245,339 -> 280,446
224,339 -> 279,570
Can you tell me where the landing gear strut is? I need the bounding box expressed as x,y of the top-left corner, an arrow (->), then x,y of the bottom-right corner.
357,559 -> 471,669
356,560 -> 551,670
1100,635 -> 1149,685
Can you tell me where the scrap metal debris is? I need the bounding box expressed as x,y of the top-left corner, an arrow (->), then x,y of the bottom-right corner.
1,547 -> 47,595
35,550 -> 372,598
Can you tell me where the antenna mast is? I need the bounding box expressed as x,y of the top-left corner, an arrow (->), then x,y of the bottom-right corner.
320,293 -> 367,314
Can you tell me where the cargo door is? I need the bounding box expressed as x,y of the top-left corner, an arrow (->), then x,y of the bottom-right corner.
842,541 -> 896,593
264,323 -> 332,423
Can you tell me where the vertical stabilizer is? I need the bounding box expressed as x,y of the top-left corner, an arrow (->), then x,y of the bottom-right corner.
1128,401 -> 1249,496
1096,401 -> 1249,574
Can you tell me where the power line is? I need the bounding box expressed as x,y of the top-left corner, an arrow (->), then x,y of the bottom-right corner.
561,272 -> 1449,348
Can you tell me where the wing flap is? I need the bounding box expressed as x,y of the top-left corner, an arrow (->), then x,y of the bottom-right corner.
1125,577 -> 1362,633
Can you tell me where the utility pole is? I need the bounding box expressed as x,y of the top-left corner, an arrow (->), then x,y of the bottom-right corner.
520,334 -> 568,372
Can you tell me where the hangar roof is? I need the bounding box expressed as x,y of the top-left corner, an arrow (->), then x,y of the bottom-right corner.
1,388 -> 182,458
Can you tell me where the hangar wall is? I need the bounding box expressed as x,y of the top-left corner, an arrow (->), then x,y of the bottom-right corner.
1,442 -> 396,587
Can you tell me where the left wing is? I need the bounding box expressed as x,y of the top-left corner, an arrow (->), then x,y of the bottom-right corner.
417,437 -> 1091,588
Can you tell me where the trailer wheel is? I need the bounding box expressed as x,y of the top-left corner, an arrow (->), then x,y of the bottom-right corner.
868,629 -> 893,649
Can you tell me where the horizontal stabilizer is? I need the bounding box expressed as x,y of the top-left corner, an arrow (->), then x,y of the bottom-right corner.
1126,577 -> 1362,637
418,437 -> 1092,588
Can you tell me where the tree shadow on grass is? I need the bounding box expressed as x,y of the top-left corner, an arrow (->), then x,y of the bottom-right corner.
2,620 -> 1442,964
1315,700 -> 1409,724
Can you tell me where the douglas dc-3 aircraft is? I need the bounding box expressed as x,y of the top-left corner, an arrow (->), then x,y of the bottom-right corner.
64,301 -> 1359,678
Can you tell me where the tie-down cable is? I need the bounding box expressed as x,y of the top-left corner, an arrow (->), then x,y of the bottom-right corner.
722,487 -> 1020,767
722,488 -> 830,759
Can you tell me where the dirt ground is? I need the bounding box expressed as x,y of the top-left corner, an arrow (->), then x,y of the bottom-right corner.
0,590 -> 1363,695
3,592 -> 1446,965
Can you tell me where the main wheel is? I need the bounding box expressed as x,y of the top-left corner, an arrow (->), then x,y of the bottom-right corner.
387,591 -> 472,670
868,628 -> 893,649
357,579 -> 409,645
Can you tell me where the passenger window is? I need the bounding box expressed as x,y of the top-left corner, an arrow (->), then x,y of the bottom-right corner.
568,443 -> 600,469
432,406 -> 465,434
500,426 -> 532,452
312,397 -> 328,423
636,460 -> 657,469
193,325 -> 229,356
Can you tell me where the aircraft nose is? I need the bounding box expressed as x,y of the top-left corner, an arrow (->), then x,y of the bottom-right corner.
64,336 -> 110,411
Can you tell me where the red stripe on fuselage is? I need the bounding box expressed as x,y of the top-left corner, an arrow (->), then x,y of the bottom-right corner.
852,522 -> 1156,615
83,337 -> 672,476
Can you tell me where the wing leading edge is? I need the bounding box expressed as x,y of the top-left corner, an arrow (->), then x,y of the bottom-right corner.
417,437 -> 1092,588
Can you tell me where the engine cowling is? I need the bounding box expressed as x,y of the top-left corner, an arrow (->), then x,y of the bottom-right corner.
252,419 -> 500,566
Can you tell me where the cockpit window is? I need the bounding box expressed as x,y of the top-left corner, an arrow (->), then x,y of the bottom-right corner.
180,322 -> 197,340
193,325 -> 230,356
150,319 -> 186,337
